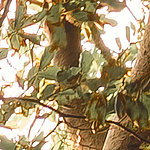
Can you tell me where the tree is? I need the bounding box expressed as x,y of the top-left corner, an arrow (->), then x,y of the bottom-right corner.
0,0 -> 150,149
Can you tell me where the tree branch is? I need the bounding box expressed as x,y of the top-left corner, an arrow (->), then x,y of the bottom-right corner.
0,0 -> 12,27
106,120 -> 150,144
0,96 -> 86,119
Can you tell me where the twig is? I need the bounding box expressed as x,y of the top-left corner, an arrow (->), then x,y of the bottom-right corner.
0,96 -> 86,119
0,0 -> 12,27
106,120 -> 150,144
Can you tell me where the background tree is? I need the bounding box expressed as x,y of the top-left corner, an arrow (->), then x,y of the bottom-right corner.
0,0 -> 150,150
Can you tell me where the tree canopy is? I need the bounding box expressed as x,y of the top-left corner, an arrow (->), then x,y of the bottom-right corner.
0,0 -> 150,149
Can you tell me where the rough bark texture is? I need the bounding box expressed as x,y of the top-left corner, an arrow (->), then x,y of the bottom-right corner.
102,12 -> 150,150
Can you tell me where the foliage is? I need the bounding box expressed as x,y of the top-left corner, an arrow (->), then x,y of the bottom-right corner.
0,0 -> 149,149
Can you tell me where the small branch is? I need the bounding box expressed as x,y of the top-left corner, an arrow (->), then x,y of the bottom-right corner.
0,0 -> 12,27
106,120 -> 150,144
0,96 -> 86,119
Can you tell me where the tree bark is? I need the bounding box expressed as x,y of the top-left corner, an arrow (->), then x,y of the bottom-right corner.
102,11 -> 150,150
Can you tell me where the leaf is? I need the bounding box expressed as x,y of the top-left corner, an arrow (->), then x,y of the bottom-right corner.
115,37 -> 122,50
86,78 -> 103,91
85,1 -> 96,13
15,0 -> 26,29
0,48 -> 9,60
39,46 -> 56,71
38,65 -> 61,80
19,32 -> 41,45
32,141 -> 46,150
41,84 -> 56,100
126,26 -> 130,42
50,25 -> 67,51
10,34 -> 20,51
115,93 -> 126,119
101,0 -> 126,12
141,93 -> 150,122
57,67 -> 80,82
21,8 -> 47,28
80,51 -> 94,76
27,66 -> 38,87
46,4 -> 62,24
0,135 -> 16,150
137,101 -> 148,128
33,132 -> 44,142
72,11 -> 88,22
126,97 -> 140,121
56,89 -> 78,105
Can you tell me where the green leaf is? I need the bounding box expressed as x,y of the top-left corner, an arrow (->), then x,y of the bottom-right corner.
72,11 -> 88,22
137,101 -> 148,128
19,32 -> 41,45
141,93 -> 150,122
10,34 -> 20,51
0,48 -> 9,60
38,65 -> 61,80
33,132 -> 44,142
81,51 -> 94,76
126,97 -> 140,121
27,66 -> 38,87
15,0 -> 26,29
32,141 -> 46,150
0,135 -> 16,150
39,46 -> 56,71
47,4 -> 63,24
85,100 -> 98,121
57,67 -> 80,82
50,25 -> 67,51
41,84 -> 56,100
114,93 -> 126,119
85,78 -> 103,91
56,89 -> 78,105
21,8 -> 47,28
85,1 -> 96,13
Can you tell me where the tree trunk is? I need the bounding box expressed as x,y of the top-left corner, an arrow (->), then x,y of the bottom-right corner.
102,11 -> 150,150
52,21 -> 107,149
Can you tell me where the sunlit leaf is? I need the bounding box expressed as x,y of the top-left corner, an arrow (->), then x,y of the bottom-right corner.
85,1 -> 96,13
50,25 -> 67,51
81,51 -> 94,76
41,84 -> 56,100
86,78 -> 103,91
33,132 -> 44,142
56,89 -> 78,105
19,32 -> 41,45
46,4 -> 62,24
10,34 -> 20,51
15,0 -> 26,29
0,48 -> 9,60
0,135 -> 16,150
38,65 -> 61,80
72,11 -> 88,22
39,46 -> 56,71
21,8 -> 47,28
